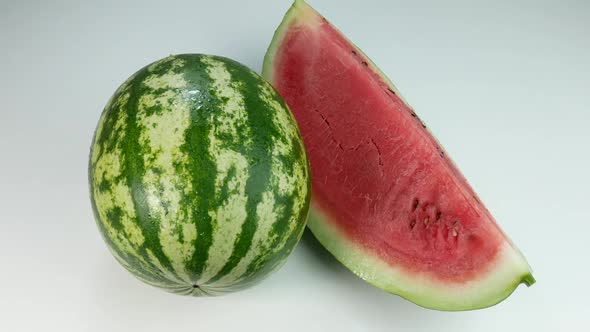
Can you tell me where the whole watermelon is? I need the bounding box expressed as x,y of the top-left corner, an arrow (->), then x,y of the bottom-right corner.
89,54 -> 311,295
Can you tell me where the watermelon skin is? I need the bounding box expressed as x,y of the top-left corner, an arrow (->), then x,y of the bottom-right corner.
89,54 -> 310,295
263,0 -> 534,310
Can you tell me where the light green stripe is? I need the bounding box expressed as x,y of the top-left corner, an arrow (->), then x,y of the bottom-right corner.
137,65 -> 196,284
209,79 -> 309,286
198,56 -> 251,284
91,102 -> 149,264
209,190 -> 279,287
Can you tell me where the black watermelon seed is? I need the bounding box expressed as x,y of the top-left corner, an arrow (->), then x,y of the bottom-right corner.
411,198 -> 419,211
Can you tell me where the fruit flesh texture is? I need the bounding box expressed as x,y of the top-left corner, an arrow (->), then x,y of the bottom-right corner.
266,2 -> 525,283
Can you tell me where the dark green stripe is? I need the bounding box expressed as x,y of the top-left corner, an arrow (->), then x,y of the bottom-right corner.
206,57 -> 287,283
117,57 -> 185,282
177,54 -> 219,281
246,143 -> 306,274
234,110 -> 311,285
178,55 -> 258,285
89,86 -> 184,286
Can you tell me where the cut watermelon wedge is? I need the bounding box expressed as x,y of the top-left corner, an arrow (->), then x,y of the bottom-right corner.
262,0 -> 534,311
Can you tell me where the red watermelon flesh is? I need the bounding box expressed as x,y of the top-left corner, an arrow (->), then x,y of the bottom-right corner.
263,0 -> 534,310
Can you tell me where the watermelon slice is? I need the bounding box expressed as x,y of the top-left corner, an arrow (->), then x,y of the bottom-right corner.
262,0 -> 534,310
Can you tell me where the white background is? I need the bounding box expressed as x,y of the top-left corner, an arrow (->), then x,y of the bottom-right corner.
1,0 -> 588,331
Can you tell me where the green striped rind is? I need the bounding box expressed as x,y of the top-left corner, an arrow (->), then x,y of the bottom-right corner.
262,0 -> 534,310
89,54 -> 310,295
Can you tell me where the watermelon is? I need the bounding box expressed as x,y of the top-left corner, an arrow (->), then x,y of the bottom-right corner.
262,0 -> 534,310
89,54 -> 310,295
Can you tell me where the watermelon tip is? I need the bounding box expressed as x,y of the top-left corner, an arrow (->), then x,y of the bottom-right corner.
522,274 -> 536,287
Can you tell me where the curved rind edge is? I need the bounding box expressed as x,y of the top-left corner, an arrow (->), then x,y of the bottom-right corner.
262,0 -> 317,84
262,1 -> 535,310
262,0 -> 408,105
308,206 -> 534,311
